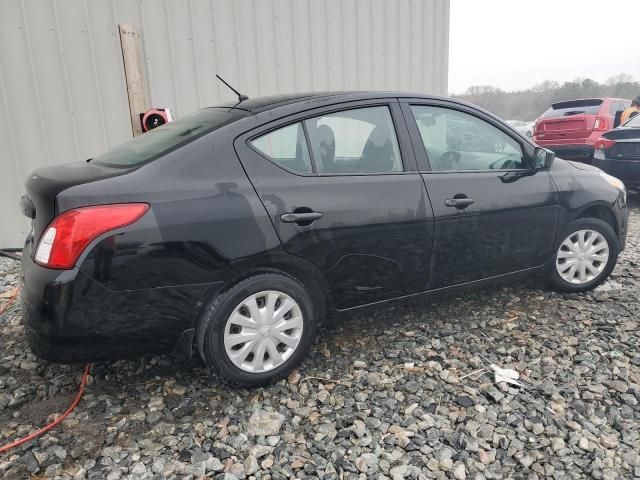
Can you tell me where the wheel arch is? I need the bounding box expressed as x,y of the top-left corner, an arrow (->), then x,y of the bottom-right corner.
194,252 -> 332,331
575,203 -> 618,234
223,261 -> 332,322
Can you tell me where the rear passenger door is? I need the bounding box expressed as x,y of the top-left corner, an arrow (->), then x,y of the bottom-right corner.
401,99 -> 559,288
235,100 -> 434,309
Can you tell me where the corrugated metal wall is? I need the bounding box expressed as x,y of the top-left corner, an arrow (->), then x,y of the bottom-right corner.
0,0 -> 449,246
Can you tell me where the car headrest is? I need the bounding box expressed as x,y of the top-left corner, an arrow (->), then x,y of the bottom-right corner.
316,124 -> 336,170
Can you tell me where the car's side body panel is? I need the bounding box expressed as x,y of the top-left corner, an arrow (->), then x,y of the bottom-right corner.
233,99 -> 435,309
548,160 -> 629,249
19,91 -> 629,364
398,98 -> 561,287
22,125 -> 310,360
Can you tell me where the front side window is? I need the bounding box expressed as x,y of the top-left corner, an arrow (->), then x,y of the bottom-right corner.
410,106 -> 526,171
251,123 -> 312,174
304,106 -> 403,174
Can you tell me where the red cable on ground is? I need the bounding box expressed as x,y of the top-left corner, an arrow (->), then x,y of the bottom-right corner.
0,287 -> 20,316
0,364 -> 91,454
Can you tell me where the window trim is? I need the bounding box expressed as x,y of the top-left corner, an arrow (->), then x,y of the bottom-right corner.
243,99 -> 418,177
400,99 -> 536,174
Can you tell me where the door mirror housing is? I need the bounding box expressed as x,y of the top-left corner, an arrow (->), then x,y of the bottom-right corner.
533,147 -> 555,169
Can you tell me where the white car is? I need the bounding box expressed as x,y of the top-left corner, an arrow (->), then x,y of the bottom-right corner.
506,120 -> 534,139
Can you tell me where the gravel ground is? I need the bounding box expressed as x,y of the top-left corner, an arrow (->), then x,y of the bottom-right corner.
1,197 -> 639,480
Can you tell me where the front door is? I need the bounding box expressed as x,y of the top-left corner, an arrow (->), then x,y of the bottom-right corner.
401,100 -> 559,288
235,101 -> 434,309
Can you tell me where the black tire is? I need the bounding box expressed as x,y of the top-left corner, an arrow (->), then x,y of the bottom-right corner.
547,217 -> 619,293
196,272 -> 316,387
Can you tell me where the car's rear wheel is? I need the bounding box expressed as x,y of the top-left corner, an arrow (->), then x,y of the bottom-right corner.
548,217 -> 619,293
197,273 -> 316,387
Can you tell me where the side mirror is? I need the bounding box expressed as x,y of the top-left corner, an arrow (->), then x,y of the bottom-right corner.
533,147 -> 555,169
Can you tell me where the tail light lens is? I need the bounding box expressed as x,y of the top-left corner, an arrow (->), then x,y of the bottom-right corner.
594,137 -> 616,150
594,117 -> 609,131
35,203 -> 150,269
594,137 -> 616,161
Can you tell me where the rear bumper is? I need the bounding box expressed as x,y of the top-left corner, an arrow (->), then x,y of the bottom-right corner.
20,241 -> 220,363
534,131 -> 605,162
593,157 -> 640,189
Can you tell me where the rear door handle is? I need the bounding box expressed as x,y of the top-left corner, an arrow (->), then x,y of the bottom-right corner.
444,197 -> 475,209
280,211 -> 323,224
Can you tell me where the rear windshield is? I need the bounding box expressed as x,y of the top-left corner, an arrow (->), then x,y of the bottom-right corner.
540,99 -> 603,119
92,108 -> 249,167
624,113 -> 640,128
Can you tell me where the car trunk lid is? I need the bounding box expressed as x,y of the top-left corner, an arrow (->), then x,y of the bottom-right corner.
22,161 -> 132,246
601,127 -> 640,158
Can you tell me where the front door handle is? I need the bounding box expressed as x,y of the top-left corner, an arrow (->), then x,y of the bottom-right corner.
280,211 -> 323,225
444,197 -> 475,209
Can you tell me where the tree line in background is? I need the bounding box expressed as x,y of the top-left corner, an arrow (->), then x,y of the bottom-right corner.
453,74 -> 640,122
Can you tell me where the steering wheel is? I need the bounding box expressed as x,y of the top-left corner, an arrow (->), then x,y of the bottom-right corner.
488,156 -> 517,170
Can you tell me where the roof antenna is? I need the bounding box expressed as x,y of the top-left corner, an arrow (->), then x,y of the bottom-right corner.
216,74 -> 249,102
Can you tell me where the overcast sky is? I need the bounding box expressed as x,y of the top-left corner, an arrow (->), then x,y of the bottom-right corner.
449,0 -> 640,94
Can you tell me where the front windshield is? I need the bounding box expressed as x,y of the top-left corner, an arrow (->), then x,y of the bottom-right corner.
92,108 -> 249,167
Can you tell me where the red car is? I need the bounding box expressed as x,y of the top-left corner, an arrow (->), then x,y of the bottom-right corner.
533,98 -> 630,163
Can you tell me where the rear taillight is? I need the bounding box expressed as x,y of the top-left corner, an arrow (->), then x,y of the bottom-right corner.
594,137 -> 616,150
35,203 -> 149,269
594,117 -> 609,131
593,137 -> 616,160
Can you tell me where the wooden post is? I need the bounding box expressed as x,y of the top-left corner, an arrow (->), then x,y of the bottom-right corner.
119,25 -> 149,137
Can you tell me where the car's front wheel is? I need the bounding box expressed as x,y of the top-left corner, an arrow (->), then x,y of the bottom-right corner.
548,217 -> 619,293
197,273 -> 316,387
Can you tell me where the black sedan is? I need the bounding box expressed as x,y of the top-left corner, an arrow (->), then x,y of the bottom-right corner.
593,114 -> 640,189
20,92 -> 629,386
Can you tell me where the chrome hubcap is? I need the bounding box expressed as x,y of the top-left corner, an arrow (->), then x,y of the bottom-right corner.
556,229 -> 609,285
224,290 -> 303,373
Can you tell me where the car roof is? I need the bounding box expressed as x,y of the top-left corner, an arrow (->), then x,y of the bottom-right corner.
212,91 -> 458,114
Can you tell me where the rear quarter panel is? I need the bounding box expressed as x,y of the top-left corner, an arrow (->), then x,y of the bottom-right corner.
57,126 -> 282,292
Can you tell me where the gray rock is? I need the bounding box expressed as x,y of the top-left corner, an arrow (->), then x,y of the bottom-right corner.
21,451 -> 40,474
485,387 -> 504,403
600,433 -> 619,449
355,453 -> 378,473
453,463 -> 466,480
244,455 -> 259,476
247,410 -> 285,436
551,437 -> 565,452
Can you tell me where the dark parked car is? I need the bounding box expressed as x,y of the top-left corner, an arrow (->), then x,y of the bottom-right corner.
593,114 -> 640,189
533,98 -> 630,162
20,92 -> 629,386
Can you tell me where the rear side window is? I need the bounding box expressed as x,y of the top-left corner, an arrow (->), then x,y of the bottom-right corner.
609,102 -> 624,115
251,123 -> 312,174
540,99 -> 603,119
92,108 -> 249,168
304,106 -> 403,174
